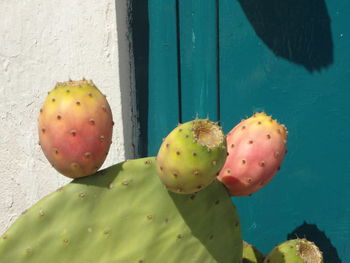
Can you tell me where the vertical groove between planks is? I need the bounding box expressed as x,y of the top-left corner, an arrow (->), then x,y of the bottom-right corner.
176,0 -> 183,124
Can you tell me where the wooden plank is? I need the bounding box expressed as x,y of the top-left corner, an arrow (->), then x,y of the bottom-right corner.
178,0 -> 219,122
219,0 -> 350,260
148,0 -> 180,156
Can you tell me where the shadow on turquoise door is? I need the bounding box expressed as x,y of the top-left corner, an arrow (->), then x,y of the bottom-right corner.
131,0 -> 349,261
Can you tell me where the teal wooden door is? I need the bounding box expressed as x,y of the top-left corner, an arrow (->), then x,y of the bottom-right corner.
142,0 -> 350,261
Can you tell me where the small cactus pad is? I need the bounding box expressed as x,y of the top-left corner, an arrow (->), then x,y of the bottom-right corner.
156,119 -> 227,194
264,238 -> 323,263
0,158 -> 242,263
38,80 -> 113,178
242,241 -> 265,263
218,112 -> 287,196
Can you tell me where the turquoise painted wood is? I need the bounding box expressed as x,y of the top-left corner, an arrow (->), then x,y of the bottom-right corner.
147,0 -> 350,261
148,0 -> 180,155
219,1 -> 349,261
179,0 -> 219,122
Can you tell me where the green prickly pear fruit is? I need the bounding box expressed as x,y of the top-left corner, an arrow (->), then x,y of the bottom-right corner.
264,238 -> 323,263
0,158 -> 242,263
218,112 -> 287,196
242,241 -> 265,263
156,119 -> 227,194
38,80 -> 113,178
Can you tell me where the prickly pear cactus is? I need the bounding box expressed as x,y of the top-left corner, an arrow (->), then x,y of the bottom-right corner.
242,241 -> 265,263
218,112 -> 288,196
264,239 -> 323,263
156,119 -> 227,194
0,158 -> 242,263
38,79 -> 113,178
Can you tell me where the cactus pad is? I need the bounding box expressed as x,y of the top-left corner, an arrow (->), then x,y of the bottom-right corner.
0,157 -> 242,263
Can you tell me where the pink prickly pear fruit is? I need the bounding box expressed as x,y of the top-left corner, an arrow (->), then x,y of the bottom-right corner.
218,112 -> 288,196
38,80 -> 114,178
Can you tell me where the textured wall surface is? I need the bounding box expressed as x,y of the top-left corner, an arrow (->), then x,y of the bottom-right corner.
0,0 -> 135,234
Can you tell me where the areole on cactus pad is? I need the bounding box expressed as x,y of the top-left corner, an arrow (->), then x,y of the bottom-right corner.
38,80 -> 113,178
218,112 -> 288,196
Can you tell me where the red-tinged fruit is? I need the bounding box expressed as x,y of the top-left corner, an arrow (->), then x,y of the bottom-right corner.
218,112 -> 287,196
38,79 -> 113,178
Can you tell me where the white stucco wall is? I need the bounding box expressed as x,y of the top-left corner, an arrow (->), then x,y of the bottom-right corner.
0,0 -> 136,234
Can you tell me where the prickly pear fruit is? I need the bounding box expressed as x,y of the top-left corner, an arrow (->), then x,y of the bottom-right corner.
218,112 -> 287,196
38,80 -> 113,178
0,158 -> 243,263
243,241 -> 265,263
264,238 -> 323,263
156,119 -> 227,194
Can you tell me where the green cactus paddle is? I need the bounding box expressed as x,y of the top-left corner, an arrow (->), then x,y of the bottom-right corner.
0,157 -> 242,263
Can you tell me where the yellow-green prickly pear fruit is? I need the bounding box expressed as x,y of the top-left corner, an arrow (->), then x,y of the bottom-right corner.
264,238 -> 323,263
243,241 -> 265,263
156,119 -> 227,194
38,80 -> 114,178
